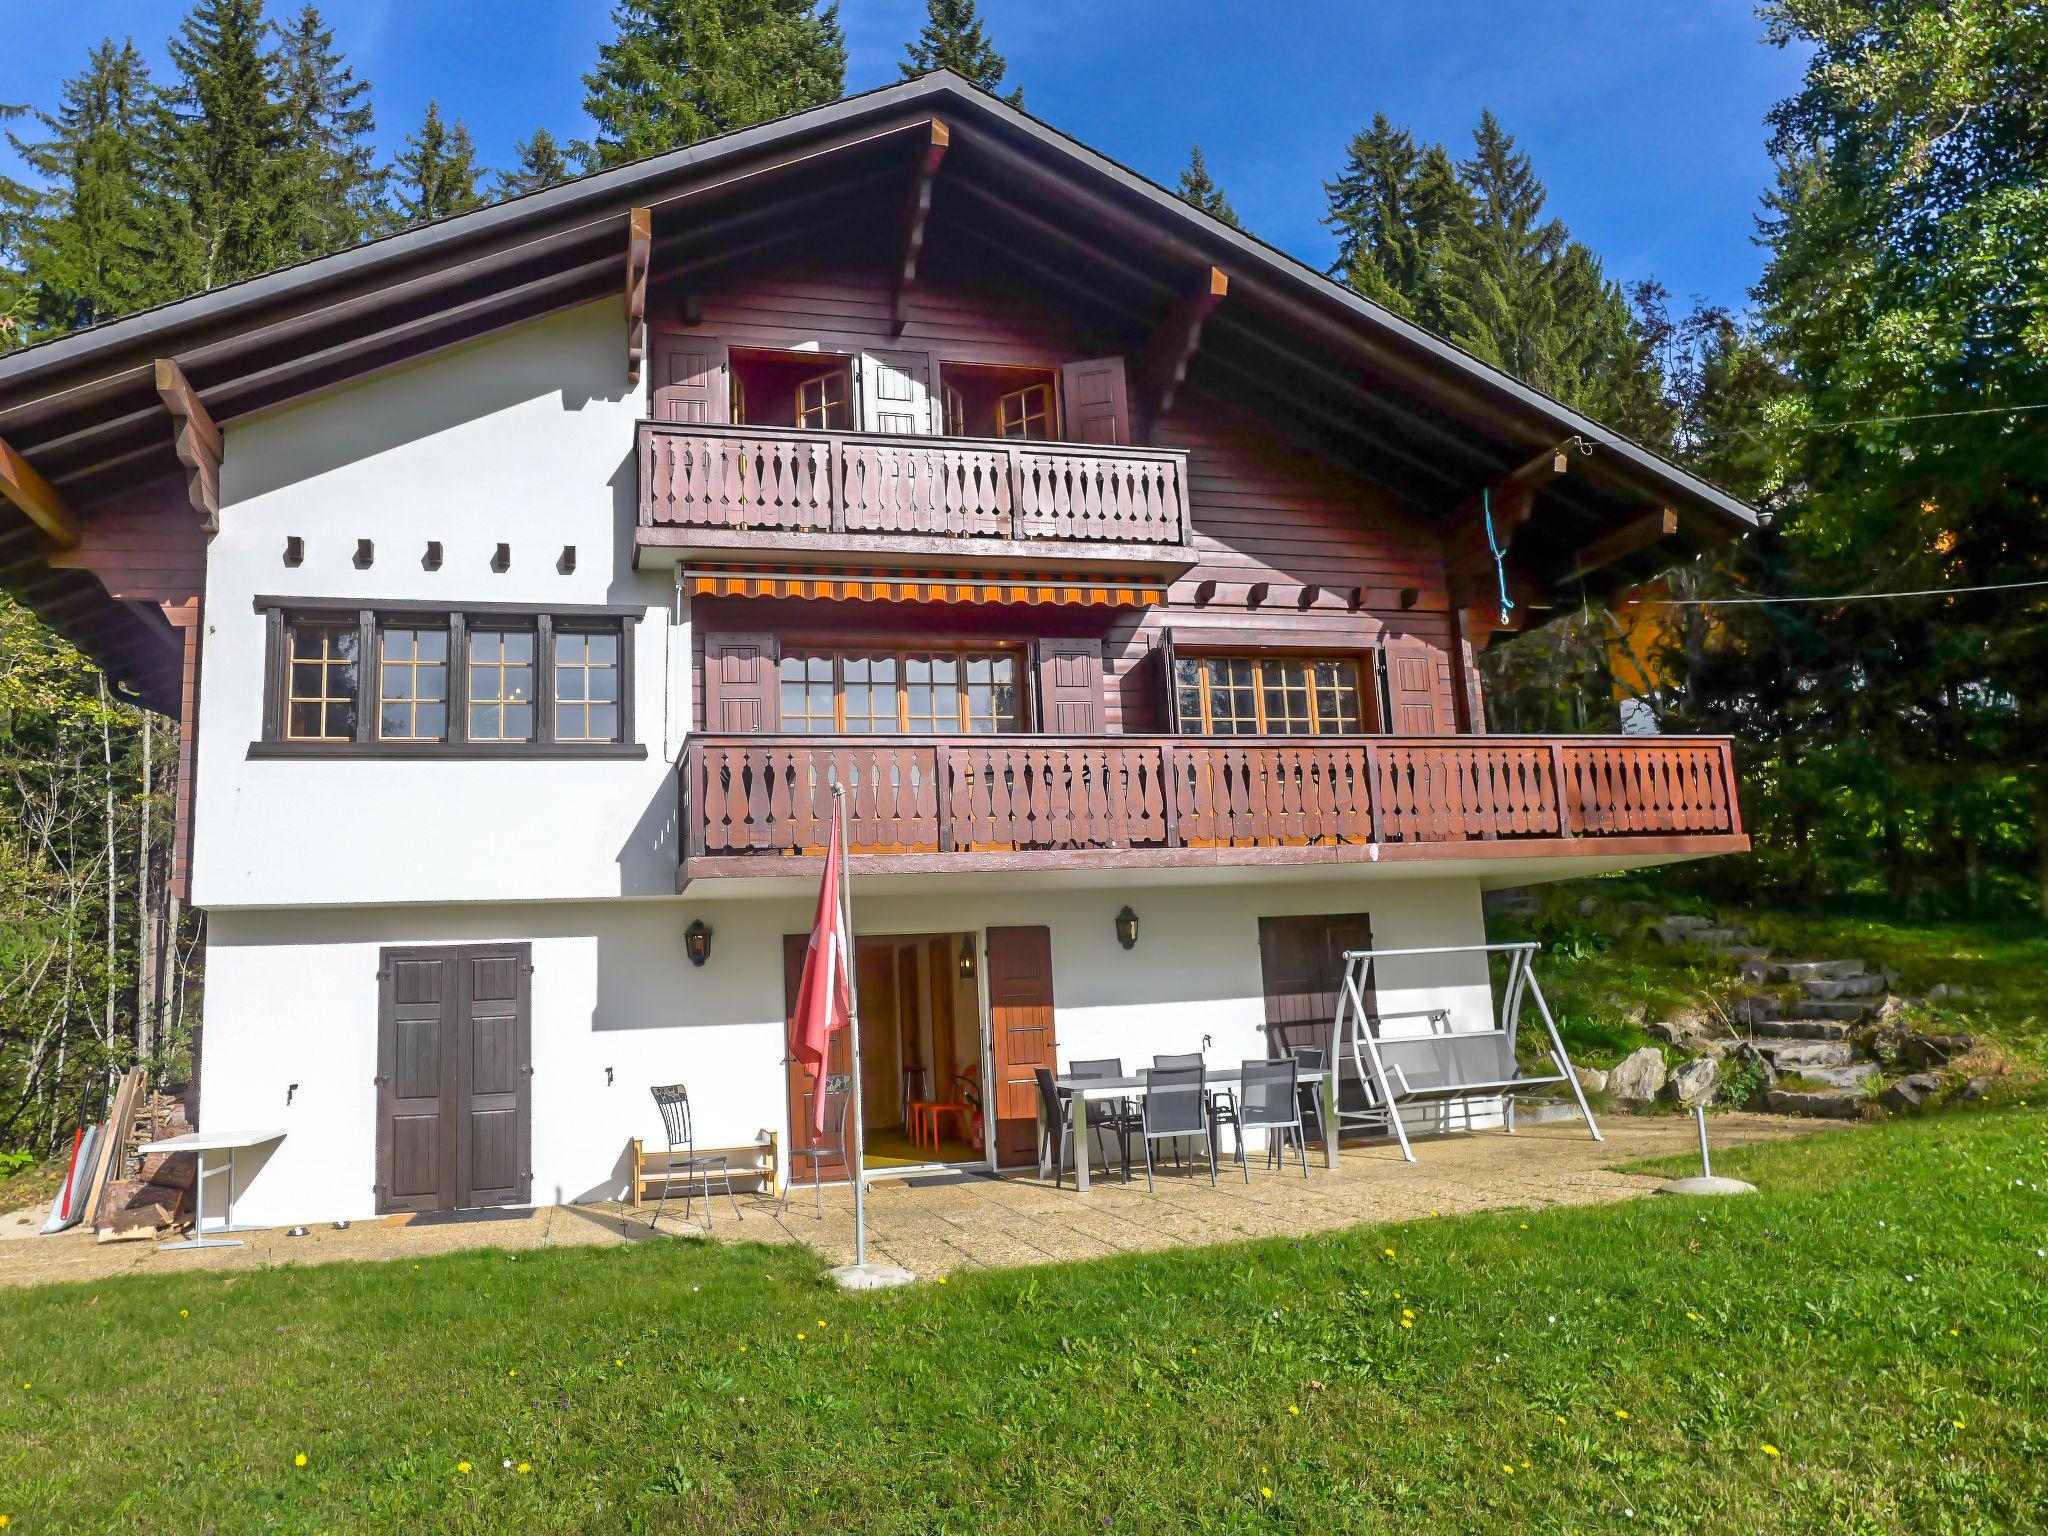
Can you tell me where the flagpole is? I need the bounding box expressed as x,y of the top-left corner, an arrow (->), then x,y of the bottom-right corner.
834,785 -> 868,1270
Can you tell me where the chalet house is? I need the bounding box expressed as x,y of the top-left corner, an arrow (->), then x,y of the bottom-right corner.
0,75 -> 1752,1225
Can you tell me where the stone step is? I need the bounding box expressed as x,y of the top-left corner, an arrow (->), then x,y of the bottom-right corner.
1801,974 -> 1887,1001
1755,1039 -> 1857,1071
1765,958 -> 1870,983
1714,944 -> 1771,963
1650,922 -> 1742,947
1763,1086 -> 1866,1120
1793,997 -> 1879,1022
1749,1019 -> 1850,1042
1802,1062 -> 1878,1090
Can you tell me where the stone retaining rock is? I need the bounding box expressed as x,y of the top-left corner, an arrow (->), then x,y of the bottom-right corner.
1607,1046 -> 1668,1103
1880,1073 -> 1941,1113
1665,1057 -> 1720,1108
1572,1064 -> 1609,1095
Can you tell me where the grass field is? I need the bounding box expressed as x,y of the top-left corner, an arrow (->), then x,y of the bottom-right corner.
2,1109 -> 2042,1533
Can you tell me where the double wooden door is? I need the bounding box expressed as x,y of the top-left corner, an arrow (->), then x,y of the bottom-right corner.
376,944 -> 532,1214
1256,914 -> 1376,1060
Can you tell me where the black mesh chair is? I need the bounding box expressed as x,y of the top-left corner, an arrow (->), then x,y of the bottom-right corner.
1153,1051 -> 1238,1161
1069,1057 -> 1140,1182
783,1073 -> 852,1219
1288,1045 -> 1328,1151
1138,1063 -> 1220,1189
1033,1067 -> 1079,1189
649,1083 -> 742,1230
1238,1057 -> 1309,1180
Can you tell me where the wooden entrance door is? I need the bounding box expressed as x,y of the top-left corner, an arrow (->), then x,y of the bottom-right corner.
985,926 -> 1057,1168
1256,914 -> 1375,1060
376,943 -> 532,1214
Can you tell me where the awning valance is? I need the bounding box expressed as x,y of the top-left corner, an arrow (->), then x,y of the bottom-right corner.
685,565 -> 1166,607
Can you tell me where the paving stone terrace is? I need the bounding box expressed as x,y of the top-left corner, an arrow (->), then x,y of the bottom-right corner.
0,1115 -> 1827,1289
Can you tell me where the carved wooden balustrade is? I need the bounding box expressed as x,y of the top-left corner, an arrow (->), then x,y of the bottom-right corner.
638,422 -> 1193,549
678,733 -> 1743,873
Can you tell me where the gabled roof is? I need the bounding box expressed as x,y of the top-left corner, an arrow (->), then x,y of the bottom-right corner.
0,71 -> 1754,703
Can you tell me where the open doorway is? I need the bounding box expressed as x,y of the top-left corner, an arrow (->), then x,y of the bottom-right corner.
783,930 -> 987,1180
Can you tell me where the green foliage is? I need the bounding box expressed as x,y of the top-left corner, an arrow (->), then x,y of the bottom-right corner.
1174,143 -> 1239,228
493,127 -> 573,200
1323,113 -> 1466,330
900,0 -> 1021,106
390,101 -> 484,228
272,4 -> 386,255
579,0 -> 848,171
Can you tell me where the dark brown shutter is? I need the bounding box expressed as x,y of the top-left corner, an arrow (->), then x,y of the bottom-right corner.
702,633 -> 779,732
652,336 -> 729,424
1256,913 -> 1375,1060
377,948 -> 455,1214
1159,629 -> 1186,733
1032,638 -> 1104,734
456,946 -> 531,1208
985,926 -> 1057,1169
1060,356 -> 1130,445
1384,642 -> 1444,735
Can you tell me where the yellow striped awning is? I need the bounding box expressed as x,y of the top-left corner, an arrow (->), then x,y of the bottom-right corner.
685,565 -> 1166,607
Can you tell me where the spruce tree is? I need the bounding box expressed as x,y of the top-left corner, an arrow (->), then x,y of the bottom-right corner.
1323,114 -> 1466,330
273,4 -> 384,255
160,0 -> 290,290
390,101 -> 485,226
494,128 -> 573,199
1175,144 -> 1239,228
1,104 -> 37,346
580,0 -> 848,171
8,40 -> 175,337
900,0 -> 1021,106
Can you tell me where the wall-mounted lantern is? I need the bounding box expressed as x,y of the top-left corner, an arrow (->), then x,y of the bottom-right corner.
1115,906 -> 1139,951
684,919 -> 713,967
958,935 -> 977,981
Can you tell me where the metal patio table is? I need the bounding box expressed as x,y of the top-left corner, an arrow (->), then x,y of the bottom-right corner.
1041,1067 -> 1334,1192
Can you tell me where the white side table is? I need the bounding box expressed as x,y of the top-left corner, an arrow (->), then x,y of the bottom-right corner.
136,1128 -> 288,1250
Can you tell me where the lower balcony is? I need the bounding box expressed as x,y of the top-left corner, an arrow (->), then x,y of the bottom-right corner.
676,733 -> 1746,886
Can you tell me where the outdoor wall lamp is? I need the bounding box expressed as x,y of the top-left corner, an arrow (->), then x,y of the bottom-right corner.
1115,906 -> 1140,951
958,935 -> 977,980
684,919 -> 713,967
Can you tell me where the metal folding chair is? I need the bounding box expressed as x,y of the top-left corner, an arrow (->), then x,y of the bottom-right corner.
782,1073 -> 852,1219
649,1083 -> 742,1230
1138,1063 -> 1221,1189
1237,1057 -> 1309,1180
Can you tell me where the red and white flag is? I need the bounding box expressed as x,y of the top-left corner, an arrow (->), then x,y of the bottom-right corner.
789,805 -> 853,1135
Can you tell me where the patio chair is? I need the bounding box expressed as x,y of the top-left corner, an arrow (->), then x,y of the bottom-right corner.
1153,1051 -> 1238,1159
782,1073 -> 852,1219
1236,1058 -> 1309,1181
1033,1067 -> 1079,1190
1137,1063 -> 1221,1190
1287,1045 -> 1327,1151
1069,1057 -> 1140,1182
649,1083 -> 742,1231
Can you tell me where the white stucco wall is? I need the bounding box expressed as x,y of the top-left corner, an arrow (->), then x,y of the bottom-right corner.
192,300 -> 689,910
202,875 -> 1494,1227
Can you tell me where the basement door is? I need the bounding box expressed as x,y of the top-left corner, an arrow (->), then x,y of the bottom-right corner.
985,926 -> 1058,1169
376,943 -> 532,1214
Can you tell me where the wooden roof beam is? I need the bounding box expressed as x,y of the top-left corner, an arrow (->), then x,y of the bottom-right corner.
1136,266 -> 1228,433
154,359 -> 221,534
625,206 -> 652,387
0,434 -> 81,549
890,119 -> 950,336
1565,506 -> 1679,581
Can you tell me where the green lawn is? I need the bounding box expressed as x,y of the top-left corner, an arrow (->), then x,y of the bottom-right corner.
3,1112 -> 2044,1533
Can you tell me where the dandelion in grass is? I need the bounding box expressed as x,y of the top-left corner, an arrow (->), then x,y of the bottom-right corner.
179,1309 -> 189,1318
1761,1444 -> 1780,1458
294,1453 -> 308,1468
1383,1248 -> 1395,1258
508,1368 -> 517,1378
517,1463 -> 531,1474
1614,1410 -> 1630,1421
1260,1487 -> 1273,1501
797,1333 -> 807,1342
1686,1312 -> 1700,1322
457,1462 -> 473,1475
1953,1419 -> 1965,1429
1288,1405 -> 1300,1416
1400,1319 -> 1413,1329
1555,1415 -> 1568,1426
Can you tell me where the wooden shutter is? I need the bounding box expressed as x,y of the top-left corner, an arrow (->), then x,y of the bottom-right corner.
455,946 -> 531,1208
701,633 -> 779,732
1159,629 -> 1185,733
377,948 -> 455,1214
1032,638 -> 1105,734
860,349 -> 935,434
1384,642 -> 1445,736
1060,356 -> 1130,445
651,336 -> 729,424
985,926 -> 1057,1169
1256,913 -> 1375,1061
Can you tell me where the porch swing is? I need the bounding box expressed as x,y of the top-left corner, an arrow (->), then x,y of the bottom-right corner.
1324,942 -> 1602,1162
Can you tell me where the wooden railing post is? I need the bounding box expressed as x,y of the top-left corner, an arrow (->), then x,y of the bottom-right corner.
933,740 -> 954,852
827,433 -> 846,534
1364,741 -> 1385,844
1158,739 -> 1180,848
1548,741 -> 1576,839
1719,739 -> 1742,836
1007,444 -> 1026,541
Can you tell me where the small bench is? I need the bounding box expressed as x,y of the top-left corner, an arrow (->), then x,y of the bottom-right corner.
628,1133 -> 780,1206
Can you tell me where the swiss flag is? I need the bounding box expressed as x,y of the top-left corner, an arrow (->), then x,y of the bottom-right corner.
788,804 -> 853,1136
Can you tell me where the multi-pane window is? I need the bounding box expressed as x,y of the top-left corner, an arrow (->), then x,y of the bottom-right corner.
377,626 -> 448,742
286,622 -> 360,741
1175,656 -> 1366,736
796,368 -> 848,430
995,382 -> 1053,440
467,628 -> 536,743
942,383 -> 965,436
777,651 -> 1022,733
553,630 -> 621,743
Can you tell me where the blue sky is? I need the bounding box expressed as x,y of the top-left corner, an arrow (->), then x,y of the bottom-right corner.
0,1 -> 1808,315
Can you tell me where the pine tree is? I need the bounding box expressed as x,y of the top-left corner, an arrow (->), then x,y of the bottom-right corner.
1323,114 -> 1466,329
390,101 -> 485,226
494,128 -> 573,199
7,40 -> 174,338
272,4 -> 384,256
1175,144 -> 1239,228
160,0 -> 290,290
0,104 -> 37,347
900,0 -> 1021,106
580,0 -> 847,171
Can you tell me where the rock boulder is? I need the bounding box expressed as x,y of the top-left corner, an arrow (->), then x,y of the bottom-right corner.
1607,1046 -> 1669,1104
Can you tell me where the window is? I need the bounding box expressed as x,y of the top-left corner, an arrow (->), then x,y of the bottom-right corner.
378,626 -> 448,742
942,382 -> 965,436
286,622 -> 359,741
936,362 -> 1061,440
996,382 -> 1054,440
796,368 -> 848,430
255,601 -> 641,757
1175,656 -> 1366,736
777,650 -> 1022,734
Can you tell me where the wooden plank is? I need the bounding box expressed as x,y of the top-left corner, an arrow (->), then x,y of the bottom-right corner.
890,119 -> 950,336
0,434 -> 80,548
153,359 -> 222,534
625,206 -> 652,387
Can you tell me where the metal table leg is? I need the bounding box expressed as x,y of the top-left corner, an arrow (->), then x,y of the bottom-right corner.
157,1147 -> 246,1251
1072,1093 -> 1091,1193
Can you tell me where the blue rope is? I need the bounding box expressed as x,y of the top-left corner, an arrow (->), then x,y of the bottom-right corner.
1483,486 -> 1514,626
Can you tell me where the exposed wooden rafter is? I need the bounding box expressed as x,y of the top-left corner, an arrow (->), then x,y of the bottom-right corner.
625,206 -> 652,387
890,118 -> 950,336
1566,506 -> 1679,582
1443,445 -> 1576,609
0,434 -> 81,549
154,359 -> 221,534
1135,265 -> 1227,433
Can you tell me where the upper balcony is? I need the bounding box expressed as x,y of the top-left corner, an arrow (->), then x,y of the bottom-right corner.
675,732 -> 1747,888
634,421 -> 1197,575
